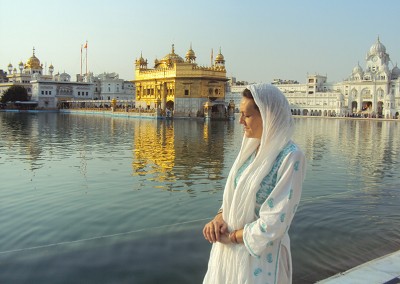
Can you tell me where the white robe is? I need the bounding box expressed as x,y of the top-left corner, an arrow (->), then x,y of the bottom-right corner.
204,142 -> 305,284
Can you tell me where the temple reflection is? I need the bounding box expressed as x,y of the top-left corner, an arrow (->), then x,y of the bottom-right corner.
131,119 -> 228,185
1,112 -> 399,191
132,120 -> 176,181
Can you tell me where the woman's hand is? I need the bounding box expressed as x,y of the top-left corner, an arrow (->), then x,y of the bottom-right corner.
203,213 -> 228,243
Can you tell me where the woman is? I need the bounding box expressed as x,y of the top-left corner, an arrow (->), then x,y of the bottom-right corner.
203,83 -> 306,284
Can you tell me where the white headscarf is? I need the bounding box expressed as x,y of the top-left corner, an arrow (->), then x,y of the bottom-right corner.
223,83 -> 294,231
204,84 -> 295,283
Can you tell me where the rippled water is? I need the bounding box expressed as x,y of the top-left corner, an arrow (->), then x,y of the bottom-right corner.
0,112 -> 399,283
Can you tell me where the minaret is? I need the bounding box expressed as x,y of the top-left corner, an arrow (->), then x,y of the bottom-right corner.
214,47 -> 225,67
185,43 -> 196,63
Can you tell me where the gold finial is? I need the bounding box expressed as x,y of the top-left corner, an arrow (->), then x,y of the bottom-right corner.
172,44 -> 175,53
33,46 -> 35,56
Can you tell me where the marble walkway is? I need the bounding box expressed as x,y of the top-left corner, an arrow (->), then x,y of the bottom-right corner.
316,250 -> 400,284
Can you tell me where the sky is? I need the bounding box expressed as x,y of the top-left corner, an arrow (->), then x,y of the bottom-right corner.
1,0 -> 400,84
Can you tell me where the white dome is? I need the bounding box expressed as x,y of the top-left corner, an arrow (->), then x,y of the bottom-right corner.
392,65 -> 400,78
352,63 -> 363,75
369,37 -> 386,55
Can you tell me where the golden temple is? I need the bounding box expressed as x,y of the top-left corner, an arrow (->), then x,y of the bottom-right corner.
133,44 -> 230,118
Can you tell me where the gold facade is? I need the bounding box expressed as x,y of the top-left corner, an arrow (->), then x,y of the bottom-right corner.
133,45 -> 228,117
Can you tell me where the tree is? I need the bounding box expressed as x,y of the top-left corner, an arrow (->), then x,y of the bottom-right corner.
1,86 -> 29,103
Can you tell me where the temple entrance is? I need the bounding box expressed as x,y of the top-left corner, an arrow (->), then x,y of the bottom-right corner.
362,101 -> 372,112
211,103 -> 226,119
377,101 -> 383,117
351,101 -> 358,113
204,100 -> 229,120
165,100 -> 174,117
166,100 -> 174,110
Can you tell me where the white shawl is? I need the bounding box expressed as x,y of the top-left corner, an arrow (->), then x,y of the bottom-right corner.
204,83 -> 295,283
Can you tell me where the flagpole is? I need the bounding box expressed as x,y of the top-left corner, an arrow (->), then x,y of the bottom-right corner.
80,45 -> 83,77
85,41 -> 88,77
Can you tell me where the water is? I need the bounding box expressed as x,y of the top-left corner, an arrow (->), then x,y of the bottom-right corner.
0,112 -> 399,283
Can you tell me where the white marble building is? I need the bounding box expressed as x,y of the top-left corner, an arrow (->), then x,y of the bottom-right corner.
227,38 -> 400,119
2,49 -> 135,109
0,48 -> 54,99
31,72 -> 94,109
86,72 -> 135,101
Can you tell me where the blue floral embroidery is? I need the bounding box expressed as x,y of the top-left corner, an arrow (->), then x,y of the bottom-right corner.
288,188 -> 293,200
267,198 -> 274,208
267,253 -> 273,263
267,241 -> 274,247
260,222 -> 267,233
254,143 -> 297,215
280,213 -> 286,222
268,272 -> 272,276
235,142 -> 298,218
294,161 -> 300,171
234,154 -> 254,188
254,268 -> 262,276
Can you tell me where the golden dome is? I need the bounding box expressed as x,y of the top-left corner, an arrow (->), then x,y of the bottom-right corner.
25,48 -> 42,69
185,44 -> 196,63
186,49 -> 195,57
215,48 -> 225,62
161,44 -> 184,63
186,44 -> 195,57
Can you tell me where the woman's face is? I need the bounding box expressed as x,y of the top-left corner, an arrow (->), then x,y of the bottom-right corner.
239,97 -> 263,139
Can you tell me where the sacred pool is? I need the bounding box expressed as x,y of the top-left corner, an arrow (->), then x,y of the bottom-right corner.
0,112 -> 399,283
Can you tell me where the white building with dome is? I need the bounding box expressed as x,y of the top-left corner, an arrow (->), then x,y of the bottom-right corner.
0,48 -> 94,108
31,71 -> 94,109
0,48 -> 55,99
1,48 -> 134,109
227,38 -> 400,119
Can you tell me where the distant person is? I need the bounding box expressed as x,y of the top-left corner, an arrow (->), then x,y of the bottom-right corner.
203,83 -> 306,284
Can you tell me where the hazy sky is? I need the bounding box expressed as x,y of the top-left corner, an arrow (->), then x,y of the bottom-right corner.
1,0 -> 400,84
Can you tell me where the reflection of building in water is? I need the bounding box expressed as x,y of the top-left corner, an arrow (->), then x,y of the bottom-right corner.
0,113 -> 43,171
293,118 -> 400,182
131,119 -> 227,184
132,120 -> 176,181
227,38 -> 400,119
133,44 -> 229,118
